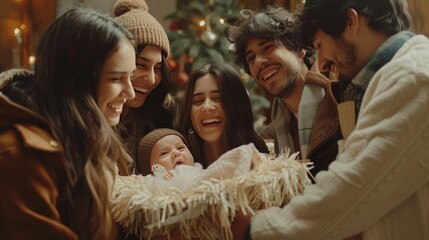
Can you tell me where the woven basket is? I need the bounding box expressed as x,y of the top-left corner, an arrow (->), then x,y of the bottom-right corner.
111,151 -> 312,240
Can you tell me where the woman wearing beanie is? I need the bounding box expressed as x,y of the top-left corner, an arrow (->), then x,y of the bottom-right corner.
114,0 -> 175,165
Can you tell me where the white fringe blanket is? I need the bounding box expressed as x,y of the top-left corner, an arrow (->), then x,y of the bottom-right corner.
111,145 -> 313,240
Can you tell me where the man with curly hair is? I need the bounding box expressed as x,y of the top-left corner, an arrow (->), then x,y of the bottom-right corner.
226,6 -> 341,175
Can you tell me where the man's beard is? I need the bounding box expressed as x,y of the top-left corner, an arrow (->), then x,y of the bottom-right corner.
273,71 -> 298,99
336,36 -> 359,82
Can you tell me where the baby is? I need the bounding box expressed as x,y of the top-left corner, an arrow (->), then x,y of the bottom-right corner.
137,128 -> 262,190
137,128 -> 199,181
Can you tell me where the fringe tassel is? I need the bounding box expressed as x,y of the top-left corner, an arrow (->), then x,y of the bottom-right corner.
111,153 -> 313,239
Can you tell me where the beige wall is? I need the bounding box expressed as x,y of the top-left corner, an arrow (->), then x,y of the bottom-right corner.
408,0 -> 429,36
81,0 -> 116,15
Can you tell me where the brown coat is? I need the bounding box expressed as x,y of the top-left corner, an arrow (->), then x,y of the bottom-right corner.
264,71 -> 341,176
305,71 -> 341,175
0,93 -> 77,239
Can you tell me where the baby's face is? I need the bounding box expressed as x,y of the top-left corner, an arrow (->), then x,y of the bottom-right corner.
150,135 -> 195,171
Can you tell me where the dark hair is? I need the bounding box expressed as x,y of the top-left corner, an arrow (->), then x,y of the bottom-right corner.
226,6 -> 316,73
299,0 -> 411,47
136,50 -> 173,122
118,48 -> 174,161
30,7 -> 135,239
177,63 -> 269,167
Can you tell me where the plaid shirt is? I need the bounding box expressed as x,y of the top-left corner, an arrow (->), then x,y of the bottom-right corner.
341,31 -> 415,119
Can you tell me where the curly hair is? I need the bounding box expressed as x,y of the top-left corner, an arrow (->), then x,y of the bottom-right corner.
226,6 -> 316,73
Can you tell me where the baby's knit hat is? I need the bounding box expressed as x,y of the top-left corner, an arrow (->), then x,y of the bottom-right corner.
137,128 -> 189,175
113,0 -> 170,57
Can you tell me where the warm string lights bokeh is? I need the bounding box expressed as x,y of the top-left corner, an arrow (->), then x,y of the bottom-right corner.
6,0 -> 36,70
13,23 -> 36,69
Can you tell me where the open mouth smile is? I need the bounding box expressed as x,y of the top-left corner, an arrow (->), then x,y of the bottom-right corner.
133,86 -> 149,94
201,117 -> 222,126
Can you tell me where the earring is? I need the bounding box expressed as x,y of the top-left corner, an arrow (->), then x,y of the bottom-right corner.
188,128 -> 194,135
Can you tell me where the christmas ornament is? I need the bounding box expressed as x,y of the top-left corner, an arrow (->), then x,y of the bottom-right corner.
200,29 -> 218,46
169,20 -> 181,31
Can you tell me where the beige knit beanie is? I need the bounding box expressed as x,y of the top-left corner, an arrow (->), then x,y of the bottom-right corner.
137,128 -> 189,175
113,0 -> 170,57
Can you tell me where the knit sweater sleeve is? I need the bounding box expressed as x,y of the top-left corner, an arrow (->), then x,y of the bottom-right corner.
250,37 -> 429,240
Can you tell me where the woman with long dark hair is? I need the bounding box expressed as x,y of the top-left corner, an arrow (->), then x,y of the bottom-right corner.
0,7 -> 135,239
177,63 -> 269,167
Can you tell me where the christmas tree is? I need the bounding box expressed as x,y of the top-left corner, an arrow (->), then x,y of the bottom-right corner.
165,0 -> 270,132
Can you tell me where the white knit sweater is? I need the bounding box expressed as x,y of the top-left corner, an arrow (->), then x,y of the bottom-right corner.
251,35 -> 429,240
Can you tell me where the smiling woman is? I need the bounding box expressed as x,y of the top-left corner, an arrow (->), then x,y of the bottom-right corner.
0,7 -> 135,239
113,0 -> 175,165
177,63 -> 269,167
97,38 -> 136,126
190,73 -> 226,146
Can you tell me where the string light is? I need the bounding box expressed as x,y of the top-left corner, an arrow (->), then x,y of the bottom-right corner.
14,28 -> 21,36
219,18 -> 225,24
14,28 -> 22,44
29,55 -> 36,70
29,56 -> 36,65
199,20 -> 206,27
